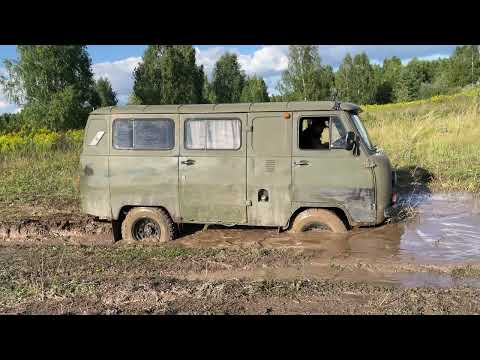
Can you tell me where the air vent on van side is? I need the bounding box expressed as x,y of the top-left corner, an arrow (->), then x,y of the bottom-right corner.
264,160 -> 276,173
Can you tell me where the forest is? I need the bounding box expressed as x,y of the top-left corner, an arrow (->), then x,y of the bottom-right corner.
0,45 -> 478,132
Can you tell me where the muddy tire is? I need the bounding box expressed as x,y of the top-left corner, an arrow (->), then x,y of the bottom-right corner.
290,209 -> 347,233
121,207 -> 175,242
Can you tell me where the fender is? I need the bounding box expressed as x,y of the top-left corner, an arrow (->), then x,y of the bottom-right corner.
286,201 -> 374,229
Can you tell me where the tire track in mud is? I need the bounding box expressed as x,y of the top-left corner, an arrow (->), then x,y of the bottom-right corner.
0,215 -> 113,244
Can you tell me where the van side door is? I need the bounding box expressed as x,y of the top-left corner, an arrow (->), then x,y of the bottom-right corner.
246,112 -> 293,226
179,113 -> 247,224
292,111 -> 376,225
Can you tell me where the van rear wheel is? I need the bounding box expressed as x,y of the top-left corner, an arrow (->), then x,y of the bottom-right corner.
121,207 -> 175,242
290,209 -> 347,233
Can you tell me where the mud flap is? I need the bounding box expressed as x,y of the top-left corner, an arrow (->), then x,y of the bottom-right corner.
111,220 -> 122,241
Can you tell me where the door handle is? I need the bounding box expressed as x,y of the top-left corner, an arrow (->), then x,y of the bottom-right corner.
294,160 -> 309,166
181,159 -> 196,166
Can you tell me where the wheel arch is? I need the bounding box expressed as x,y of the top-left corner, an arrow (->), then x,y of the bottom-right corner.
285,204 -> 353,230
116,205 -> 176,223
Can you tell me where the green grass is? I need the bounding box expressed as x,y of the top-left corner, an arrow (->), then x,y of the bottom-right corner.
363,86 -> 480,192
0,151 -> 81,207
451,265 -> 480,278
0,129 -> 83,210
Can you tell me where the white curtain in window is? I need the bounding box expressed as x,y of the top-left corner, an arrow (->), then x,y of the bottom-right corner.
185,119 -> 241,150
185,121 -> 206,149
206,120 -> 241,149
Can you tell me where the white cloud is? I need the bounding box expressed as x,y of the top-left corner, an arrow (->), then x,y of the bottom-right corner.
195,45 -> 289,78
0,94 -> 20,113
0,97 -> 19,114
195,45 -> 289,95
195,46 -> 239,78
0,67 -> 19,114
238,45 -> 289,77
92,56 -> 142,105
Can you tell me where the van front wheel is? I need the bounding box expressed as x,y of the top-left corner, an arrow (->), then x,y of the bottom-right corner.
121,207 -> 175,242
290,209 -> 347,233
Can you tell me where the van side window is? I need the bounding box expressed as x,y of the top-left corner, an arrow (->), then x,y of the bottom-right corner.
113,118 -> 174,150
299,117 -> 330,150
185,119 -> 241,150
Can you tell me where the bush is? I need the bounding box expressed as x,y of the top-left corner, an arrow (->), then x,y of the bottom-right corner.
0,128 -> 84,156
0,113 -> 26,134
30,129 -> 61,151
0,133 -> 28,152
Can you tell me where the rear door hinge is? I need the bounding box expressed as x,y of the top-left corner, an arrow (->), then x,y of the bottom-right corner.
246,200 -> 252,206
364,159 -> 376,168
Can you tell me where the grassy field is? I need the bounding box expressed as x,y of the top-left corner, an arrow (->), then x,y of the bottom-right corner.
363,85 -> 480,192
0,86 -> 479,211
0,131 -> 82,209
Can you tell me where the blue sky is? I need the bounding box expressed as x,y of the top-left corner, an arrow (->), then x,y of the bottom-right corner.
0,45 -> 457,113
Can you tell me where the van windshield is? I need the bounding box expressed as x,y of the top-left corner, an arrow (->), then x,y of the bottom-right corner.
350,113 -> 375,151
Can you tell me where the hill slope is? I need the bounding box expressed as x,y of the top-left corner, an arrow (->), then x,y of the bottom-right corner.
363,86 -> 480,192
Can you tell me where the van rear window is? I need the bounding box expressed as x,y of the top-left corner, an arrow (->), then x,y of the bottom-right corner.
113,118 -> 174,150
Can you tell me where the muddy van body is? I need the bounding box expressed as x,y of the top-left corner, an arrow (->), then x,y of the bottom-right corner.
80,101 -> 397,241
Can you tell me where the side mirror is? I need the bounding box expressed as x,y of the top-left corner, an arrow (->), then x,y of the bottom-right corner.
330,131 -> 356,150
345,131 -> 355,151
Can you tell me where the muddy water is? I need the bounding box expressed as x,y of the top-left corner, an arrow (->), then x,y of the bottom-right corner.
397,192 -> 480,263
179,192 -> 480,265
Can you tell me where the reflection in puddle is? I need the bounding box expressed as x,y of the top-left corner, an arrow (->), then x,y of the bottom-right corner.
178,192 -> 480,264
399,192 -> 480,262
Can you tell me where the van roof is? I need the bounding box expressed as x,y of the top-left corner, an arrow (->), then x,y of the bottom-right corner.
91,101 -> 361,115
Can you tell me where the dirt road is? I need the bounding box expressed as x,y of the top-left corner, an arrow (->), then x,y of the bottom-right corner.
1,192 -> 480,314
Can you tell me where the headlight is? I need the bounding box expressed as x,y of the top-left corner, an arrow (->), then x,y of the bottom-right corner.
392,191 -> 398,205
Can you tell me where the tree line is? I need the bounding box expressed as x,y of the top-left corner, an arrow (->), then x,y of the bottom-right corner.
1,45 -> 479,131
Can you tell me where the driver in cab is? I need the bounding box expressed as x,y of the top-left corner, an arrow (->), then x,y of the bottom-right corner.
300,119 -> 329,150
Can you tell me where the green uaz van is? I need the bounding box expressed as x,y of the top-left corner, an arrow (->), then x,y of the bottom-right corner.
80,101 -> 397,242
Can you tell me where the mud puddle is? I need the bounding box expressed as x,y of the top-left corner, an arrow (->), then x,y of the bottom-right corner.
396,192 -> 480,263
178,192 -> 480,265
2,192 -> 480,265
